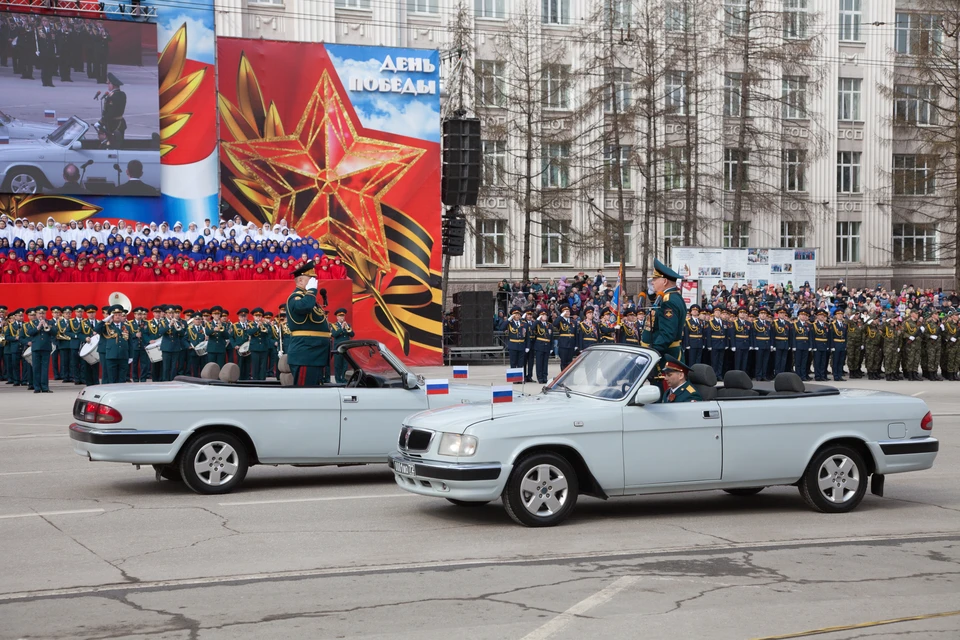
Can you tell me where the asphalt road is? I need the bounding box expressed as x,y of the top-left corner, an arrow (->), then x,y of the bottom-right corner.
0,371 -> 957,640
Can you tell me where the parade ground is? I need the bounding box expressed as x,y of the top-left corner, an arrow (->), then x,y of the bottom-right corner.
0,369 -> 957,639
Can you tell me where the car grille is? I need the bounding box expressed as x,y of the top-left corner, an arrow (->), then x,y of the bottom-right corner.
398,426 -> 433,453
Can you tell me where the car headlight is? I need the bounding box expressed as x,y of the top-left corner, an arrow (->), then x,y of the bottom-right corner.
438,433 -> 478,457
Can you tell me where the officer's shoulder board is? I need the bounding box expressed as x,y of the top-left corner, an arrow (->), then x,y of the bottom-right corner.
685,384 -> 696,393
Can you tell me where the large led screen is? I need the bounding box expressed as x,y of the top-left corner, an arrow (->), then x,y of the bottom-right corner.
0,12 -> 160,196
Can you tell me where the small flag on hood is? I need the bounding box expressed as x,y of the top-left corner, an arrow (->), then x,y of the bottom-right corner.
0,136 -> 8,145
506,368 -> 524,383
425,379 -> 449,395
44,110 -> 56,119
492,385 -> 513,403
452,365 -> 468,379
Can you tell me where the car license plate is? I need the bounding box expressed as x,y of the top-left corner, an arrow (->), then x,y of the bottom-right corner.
394,460 -> 416,476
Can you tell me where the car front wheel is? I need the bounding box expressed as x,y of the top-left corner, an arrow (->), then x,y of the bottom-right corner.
502,452 -> 579,527
798,445 -> 868,513
179,431 -> 249,495
3,168 -> 43,194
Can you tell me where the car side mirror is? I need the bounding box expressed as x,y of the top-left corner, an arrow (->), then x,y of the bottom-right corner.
403,372 -> 418,390
632,385 -> 661,406
71,140 -> 82,150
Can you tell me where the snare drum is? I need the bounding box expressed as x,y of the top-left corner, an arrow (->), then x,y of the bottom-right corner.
22,346 -> 32,367
194,340 -> 209,357
79,339 -> 101,365
237,341 -> 251,357
146,340 -> 163,364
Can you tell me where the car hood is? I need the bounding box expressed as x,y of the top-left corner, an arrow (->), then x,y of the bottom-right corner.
405,391 -> 597,434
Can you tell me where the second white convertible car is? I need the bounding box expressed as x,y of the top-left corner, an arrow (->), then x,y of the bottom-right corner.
0,110 -> 56,142
69,341 -> 494,494
389,345 -> 940,526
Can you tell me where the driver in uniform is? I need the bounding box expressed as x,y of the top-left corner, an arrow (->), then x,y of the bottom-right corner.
660,355 -> 701,403
286,260 -> 331,387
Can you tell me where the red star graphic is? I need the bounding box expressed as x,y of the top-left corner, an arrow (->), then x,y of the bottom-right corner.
222,70 -> 425,268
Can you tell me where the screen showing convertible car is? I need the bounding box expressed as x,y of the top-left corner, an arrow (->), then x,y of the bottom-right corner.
0,11 -> 160,196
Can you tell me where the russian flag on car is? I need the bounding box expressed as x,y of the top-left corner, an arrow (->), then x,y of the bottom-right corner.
425,379 -> 449,395
57,117 -> 68,125
0,136 -> 8,145
452,365 -> 468,379
44,110 -> 56,119
506,368 -> 524,383
492,385 -> 513,403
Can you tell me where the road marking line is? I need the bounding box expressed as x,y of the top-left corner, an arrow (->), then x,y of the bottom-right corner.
0,531 -> 954,603
0,509 -> 104,520
0,433 -> 62,440
219,493 -> 417,507
751,609 -> 960,640
519,576 -> 640,640
0,413 -> 70,422
912,391 -> 926,397
0,471 -> 43,477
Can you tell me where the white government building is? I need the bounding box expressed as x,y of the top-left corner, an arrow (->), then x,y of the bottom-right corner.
217,0 -> 958,292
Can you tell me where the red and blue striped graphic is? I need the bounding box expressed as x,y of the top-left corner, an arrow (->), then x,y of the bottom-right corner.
506,368 -> 524,383
425,379 -> 449,395
492,385 -> 513,403
452,366 -> 468,379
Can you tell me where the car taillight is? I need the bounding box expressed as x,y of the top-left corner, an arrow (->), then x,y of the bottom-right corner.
82,401 -> 99,422
921,412 -> 933,431
96,404 -> 123,424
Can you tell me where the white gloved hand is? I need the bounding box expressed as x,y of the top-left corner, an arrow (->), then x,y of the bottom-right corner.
792,348 -> 796,351
951,337 -> 957,342
731,347 -> 736,352
128,358 -> 133,364
306,277 -> 318,291
525,348 -> 530,353
931,335 -> 938,340
908,336 -> 915,341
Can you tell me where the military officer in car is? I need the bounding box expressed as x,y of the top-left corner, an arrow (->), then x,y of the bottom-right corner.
660,355 -> 701,403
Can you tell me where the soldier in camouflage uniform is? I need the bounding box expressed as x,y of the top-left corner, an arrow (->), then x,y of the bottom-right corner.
942,311 -> 960,381
863,314 -> 884,380
882,314 -> 901,382
920,310 -> 943,381
900,310 -> 922,381
846,312 -> 864,378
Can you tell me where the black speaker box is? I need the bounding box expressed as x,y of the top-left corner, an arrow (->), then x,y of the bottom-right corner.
441,118 -> 482,206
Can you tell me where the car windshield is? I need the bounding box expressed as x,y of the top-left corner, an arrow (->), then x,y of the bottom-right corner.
547,348 -> 652,400
47,119 -> 86,146
0,111 -> 10,125
344,344 -> 403,385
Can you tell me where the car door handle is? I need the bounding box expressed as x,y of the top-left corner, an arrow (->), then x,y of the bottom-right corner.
343,396 -> 358,403
107,154 -> 117,159
702,410 -> 719,419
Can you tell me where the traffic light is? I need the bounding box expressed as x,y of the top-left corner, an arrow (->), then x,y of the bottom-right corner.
442,209 -> 466,257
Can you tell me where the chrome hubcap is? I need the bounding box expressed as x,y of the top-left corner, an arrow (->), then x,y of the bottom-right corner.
817,454 -> 860,504
11,174 -> 37,194
519,464 -> 568,516
193,441 -> 239,486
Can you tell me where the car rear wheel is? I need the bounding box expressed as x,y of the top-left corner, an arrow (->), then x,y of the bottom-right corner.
798,445 -> 867,513
502,452 -> 579,527
3,168 -> 43,194
179,431 -> 248,495
446,498 -> 490,507
724,487 -> 764,497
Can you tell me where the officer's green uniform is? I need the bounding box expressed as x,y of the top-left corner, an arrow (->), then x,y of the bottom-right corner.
76,310 -> 99,386
245,311 -> 271,381
331,310 -> 355,384
287,261 -> 331,387
68,308 -> 85,385
54,312 -> 72,381
659,355 -> 702,403
186,322 -> 207,378
640,259 -> 687,368
96,309 -> 130,385
25,312 -> 55,393
846,316 -> 864,378
160,314 -> 184,382
921,314 -> 942,380
3,315 -> 24,386
19,312 -> 34,389
204,312 -> 229,367
863,318 -> 884,379
901,318 -> 922,380
942,314 -> 960,380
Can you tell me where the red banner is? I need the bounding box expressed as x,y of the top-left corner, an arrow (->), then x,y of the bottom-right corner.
0,280 -> 354,323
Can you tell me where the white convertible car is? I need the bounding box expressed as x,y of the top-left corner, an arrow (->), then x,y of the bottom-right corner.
389,345 -> 940,527
0,116 -> 160,194
0,110 -> 56,141
69,341 -> 493,494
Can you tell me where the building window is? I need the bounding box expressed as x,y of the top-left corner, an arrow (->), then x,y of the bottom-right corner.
782,149 -> 806,192
664,147 -> 687,191
476,219 -> 507,266
783,0 -> 807,39
605,0 -> 632,29
724,148 -> 749,191
665,1 -> 688,32
541,219 -> 571,264
836,221 -> 861,263
837,78 -> 862,121
407,0 -> 438,13
604,221 -> 632,264
604,68 -> 632,114
604,145 -> 632,190
474,0 -> 505,19
475,60 -> 505,108
839,0 -> 861,42
542,142 -> 570,188
893,223 -> 937,262
482,140 -> 506,186
782,75 -> 807,119
724,0 -> 747,36
542,0 -> 571,25
723,221 -> 750,248
893,85 -> 939,125
837,151 -> 861,194
895,13 -> 943,55
780,221 -> 806,248
336,0 -> 371,7
541,64 -> 571,109
893,155 -> 936,196
663,221 -> 684,263
665,71 -> 688,115
724,72 -> 744,117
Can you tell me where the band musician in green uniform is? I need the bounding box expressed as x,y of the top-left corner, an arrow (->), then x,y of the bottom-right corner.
331,308 -> 355,383
640,259 -> 687,377
286,260 -> 331,387
659,355 -> 701,403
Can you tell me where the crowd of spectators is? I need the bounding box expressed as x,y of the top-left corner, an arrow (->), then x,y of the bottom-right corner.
0,215 -> 350,283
